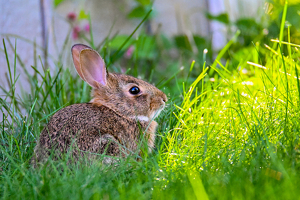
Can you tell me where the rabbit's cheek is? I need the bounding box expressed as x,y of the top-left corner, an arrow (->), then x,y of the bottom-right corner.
117,91 -> 125,99
135,94 -> 149,105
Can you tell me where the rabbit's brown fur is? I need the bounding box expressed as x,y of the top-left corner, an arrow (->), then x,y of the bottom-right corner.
32,44 -> 167,165
33,103 -> 157,163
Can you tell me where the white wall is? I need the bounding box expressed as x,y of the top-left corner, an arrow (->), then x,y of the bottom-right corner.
0,0 -> 44,95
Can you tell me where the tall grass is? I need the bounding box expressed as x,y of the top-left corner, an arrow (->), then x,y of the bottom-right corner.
1,6 -> 300,200
161,40 -> 300,198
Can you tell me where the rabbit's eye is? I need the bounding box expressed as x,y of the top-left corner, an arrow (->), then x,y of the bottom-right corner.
129,86 -> 140,95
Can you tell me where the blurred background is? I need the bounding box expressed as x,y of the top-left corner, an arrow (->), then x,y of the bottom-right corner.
0,0 -> 297,96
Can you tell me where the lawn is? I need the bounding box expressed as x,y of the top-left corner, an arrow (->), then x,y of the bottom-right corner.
1,3 -> 300,200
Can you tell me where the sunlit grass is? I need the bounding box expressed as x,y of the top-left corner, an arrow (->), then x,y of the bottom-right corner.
158,37 -> 300,198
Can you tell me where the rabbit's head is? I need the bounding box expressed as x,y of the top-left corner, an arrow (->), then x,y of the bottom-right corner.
71,44 -> 167,121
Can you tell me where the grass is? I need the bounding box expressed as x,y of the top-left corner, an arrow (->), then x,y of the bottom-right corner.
1,6 -> 300,199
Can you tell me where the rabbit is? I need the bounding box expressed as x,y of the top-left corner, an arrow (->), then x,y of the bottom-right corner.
32,44 -> 167,165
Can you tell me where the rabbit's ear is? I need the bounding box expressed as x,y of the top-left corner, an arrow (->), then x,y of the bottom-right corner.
71,44 -> 107,88
79,49 -> 107,88
71,44 -> 92,82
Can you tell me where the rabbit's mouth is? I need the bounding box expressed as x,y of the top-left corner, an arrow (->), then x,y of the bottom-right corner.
149,105 -> 165,120
130,106 -> 163,122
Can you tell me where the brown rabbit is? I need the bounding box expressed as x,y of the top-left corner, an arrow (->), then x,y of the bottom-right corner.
32,44 -> 167,164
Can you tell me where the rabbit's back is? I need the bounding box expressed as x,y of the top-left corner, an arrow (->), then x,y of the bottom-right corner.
34,103 -> 141,163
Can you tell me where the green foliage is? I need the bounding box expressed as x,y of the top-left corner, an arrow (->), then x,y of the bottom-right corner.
174,35 -> 193,51
78,9 -> 89,20
128,6 -> 149,19
53,0 -> 65,8
136,0 -> 151,6
108,35 -> 134,50
206,13 -> 229,24
236,18 -> 263,45
127,0 -> 153,19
